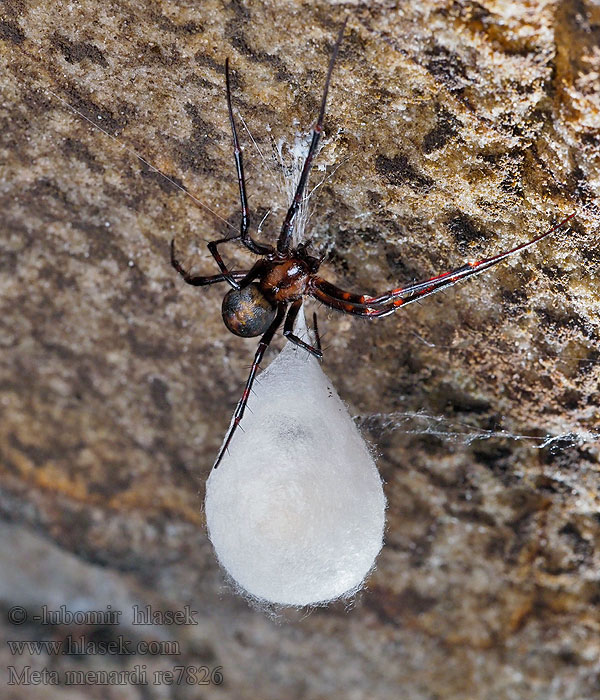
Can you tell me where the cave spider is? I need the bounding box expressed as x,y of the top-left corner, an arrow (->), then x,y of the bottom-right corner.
171,19 -> 575,467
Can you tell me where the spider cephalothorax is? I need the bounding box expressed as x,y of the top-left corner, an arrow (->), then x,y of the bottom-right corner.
171,19 -> 575,467
221,249 -> 321,337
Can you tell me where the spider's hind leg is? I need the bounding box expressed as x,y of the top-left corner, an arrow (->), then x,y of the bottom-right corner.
213,304 -> 286,468
283,299 -> 323,358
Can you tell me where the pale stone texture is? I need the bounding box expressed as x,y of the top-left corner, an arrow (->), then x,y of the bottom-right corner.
0,0 -> 599,698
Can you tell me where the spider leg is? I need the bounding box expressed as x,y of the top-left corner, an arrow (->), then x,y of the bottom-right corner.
171,239 -> 249,287
311,212 -> 576,314
206,235 -> 248,288
213,303 -> 286,468
311,285 -> 395,317
225,58 -> 274,256
277,18 -> 347,254
236,259 -> 268,288
283,299 -> 323,358
312,312 -> 322,353
365,213 -> 577,308
311,277 -> 371,306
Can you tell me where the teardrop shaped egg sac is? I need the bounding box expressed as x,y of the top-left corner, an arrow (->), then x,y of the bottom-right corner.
204,338 -> 386,606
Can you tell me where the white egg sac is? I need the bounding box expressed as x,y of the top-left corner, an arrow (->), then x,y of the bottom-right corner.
205,337 -> 386,607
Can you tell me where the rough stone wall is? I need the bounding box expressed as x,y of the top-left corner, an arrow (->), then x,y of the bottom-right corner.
0,0 -> 599,698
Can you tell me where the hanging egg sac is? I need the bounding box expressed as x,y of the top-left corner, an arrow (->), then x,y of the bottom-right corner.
204,339 -> 386,607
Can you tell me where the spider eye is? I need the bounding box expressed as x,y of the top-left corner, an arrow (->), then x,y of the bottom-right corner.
222,283 -> 277,338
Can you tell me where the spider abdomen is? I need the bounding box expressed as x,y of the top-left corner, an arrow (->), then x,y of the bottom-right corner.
259,259 -> 310,302
222,283 -> 277,337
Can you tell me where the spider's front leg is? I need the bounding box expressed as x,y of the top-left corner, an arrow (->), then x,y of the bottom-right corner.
283,299 -> 323,358
225,59 -> 274,257
310,213 -> 576,316
276,19 -> 347,255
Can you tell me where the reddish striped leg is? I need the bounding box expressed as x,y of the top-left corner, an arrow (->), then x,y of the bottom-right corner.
213,304 -> 286,468
310,213 -> 576,316
213,302 -> 323,468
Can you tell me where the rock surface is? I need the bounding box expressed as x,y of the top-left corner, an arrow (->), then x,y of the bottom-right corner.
1,0 -> 599,698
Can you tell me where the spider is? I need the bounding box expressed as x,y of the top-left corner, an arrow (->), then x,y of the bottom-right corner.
171,20 -> 575,468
